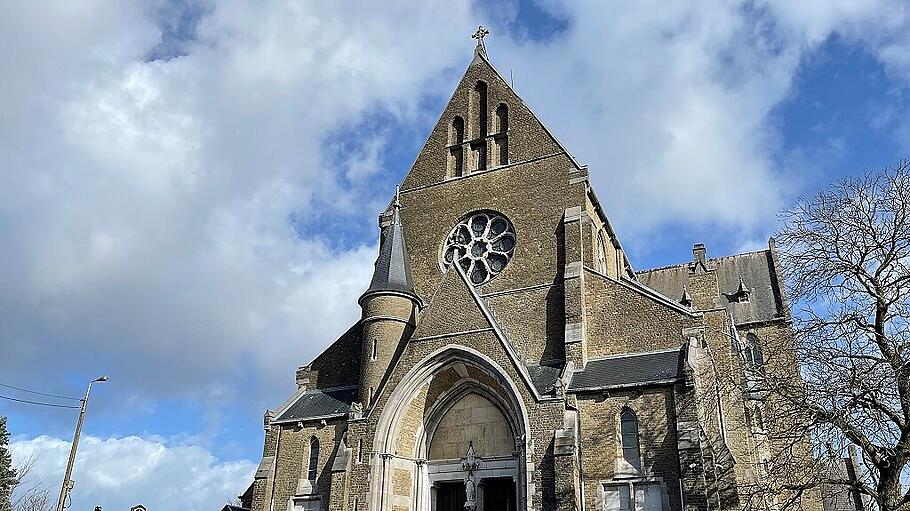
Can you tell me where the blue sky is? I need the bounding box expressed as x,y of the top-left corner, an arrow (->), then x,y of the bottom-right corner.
1,1 -> 909,509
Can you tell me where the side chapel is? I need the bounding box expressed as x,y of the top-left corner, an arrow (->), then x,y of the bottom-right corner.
245,31 -> 822,511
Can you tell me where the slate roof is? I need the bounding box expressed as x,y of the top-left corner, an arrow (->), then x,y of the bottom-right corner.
360,195 -> 418,303
568,348 -> 686,391
528,364 -> 563,394
637,245 -> 787,325
220,506 -> 250,511
274,386 -> 358,423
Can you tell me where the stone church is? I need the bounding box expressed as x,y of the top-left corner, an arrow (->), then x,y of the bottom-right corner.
245,36 -> 821,511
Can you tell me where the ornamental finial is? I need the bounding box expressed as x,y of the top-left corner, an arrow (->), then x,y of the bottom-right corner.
391,184 -> 402,225
472,26 -> 490,56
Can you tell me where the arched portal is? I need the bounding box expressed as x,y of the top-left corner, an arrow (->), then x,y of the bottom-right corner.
370,346 -> 530,511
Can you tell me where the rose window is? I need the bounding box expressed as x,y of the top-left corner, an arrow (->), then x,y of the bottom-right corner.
443,211 -> 516,285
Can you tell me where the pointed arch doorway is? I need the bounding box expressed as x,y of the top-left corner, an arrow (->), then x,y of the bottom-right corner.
371,346 -> 529,511
425,392 -> 518,511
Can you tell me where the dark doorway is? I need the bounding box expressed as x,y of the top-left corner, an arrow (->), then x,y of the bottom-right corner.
435,481 -> 465,511
483,478 -> 516,511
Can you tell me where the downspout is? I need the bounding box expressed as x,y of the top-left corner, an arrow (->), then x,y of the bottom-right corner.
577,412 -> 587,511
568,400 -> 586,511
678,478 -> 685,510
268,426 -> 283,511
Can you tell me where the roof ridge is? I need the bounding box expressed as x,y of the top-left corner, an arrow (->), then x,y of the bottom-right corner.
639,248 -> 772,274
637,262 -> 689,273
709,248 -> 771,260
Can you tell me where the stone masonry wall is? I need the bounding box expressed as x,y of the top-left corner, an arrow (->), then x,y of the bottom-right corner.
576,387 -> 683,511
261,420 -> 346,511
306,324 -> 362,390
583,269 -> 700,359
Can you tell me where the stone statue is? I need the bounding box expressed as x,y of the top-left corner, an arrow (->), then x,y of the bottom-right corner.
462,442 -> 480,510
464,472 -> 477,510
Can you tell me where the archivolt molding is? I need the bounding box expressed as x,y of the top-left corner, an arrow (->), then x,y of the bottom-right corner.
373,344 -> 530,456
368,345 -> 534,511
416,380 -> 520,460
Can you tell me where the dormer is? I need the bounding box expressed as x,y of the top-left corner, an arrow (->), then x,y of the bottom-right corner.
725,275 -> 751,303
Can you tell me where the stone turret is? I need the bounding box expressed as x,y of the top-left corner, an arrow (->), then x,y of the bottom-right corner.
357,187 -> 419,408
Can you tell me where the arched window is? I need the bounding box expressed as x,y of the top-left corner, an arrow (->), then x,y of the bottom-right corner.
473,81 -> 488,138
620,409 -> 641,468
496,103 -> 508,133
494,103 -> 509,165
754,406 -> 765,431
450,116 -> 465,145
745,333 -> 765,372
468,82 -> 489,172
597,231 -> 608,274
307,437 -> 320,481
449,117 -> 465,178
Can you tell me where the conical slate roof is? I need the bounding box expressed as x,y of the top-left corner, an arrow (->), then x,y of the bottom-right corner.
359,190 -> 418,304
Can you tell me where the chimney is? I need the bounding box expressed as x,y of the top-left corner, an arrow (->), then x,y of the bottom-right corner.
295,366 -> 310,390
693,243 -> 707,265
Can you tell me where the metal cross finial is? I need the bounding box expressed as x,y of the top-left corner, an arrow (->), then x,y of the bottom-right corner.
472,26 -> 490,54
394,184 -> 401,208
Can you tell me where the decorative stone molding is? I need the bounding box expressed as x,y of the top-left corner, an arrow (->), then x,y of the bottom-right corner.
563,205 -> 583,223
564,261 -> 583,279
565,322 -> 584,344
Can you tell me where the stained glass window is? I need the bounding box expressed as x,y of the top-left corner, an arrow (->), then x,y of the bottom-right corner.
443,211 -> 516,286
307,437 -> 319,481
620,409 -> 640,469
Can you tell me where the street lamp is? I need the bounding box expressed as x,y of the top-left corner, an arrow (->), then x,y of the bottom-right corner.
55,376 -> 109,511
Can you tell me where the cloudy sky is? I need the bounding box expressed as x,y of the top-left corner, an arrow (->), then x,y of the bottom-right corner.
1,0 -> 908,509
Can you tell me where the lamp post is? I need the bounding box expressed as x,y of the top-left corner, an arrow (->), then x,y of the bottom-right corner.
55,376 -> 109,511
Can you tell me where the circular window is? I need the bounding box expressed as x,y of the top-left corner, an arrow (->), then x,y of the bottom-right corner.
442,211 -> 516,285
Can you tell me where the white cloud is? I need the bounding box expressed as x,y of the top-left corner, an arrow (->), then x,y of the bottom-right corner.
491,0 -> 910,248
0,0 -> 480,408
11,435 -> 255,511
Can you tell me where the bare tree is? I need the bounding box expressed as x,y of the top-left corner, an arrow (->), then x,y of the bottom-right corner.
10,455 -> 51,511
763,160 -> 910,511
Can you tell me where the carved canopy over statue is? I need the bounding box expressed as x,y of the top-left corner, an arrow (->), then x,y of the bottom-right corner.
462,443 -> 481,510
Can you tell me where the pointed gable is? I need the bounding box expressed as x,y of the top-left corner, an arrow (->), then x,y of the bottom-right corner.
411,265 -> 492,339
406,262 -> 551,398
401,50 -> 579,190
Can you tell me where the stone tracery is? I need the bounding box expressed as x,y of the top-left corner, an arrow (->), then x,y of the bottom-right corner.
443,211 -> 516,285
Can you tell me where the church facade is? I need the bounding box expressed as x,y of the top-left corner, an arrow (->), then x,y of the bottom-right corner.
246,41 -> 821,511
